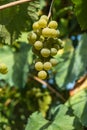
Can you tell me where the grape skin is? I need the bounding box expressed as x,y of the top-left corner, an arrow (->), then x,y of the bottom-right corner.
48,20 -> 58,29
43,62 -> 52,70
34,41 -> 43,50
35,62 -> 43,71
41,48 -> 50,57
38,70 -> 47,79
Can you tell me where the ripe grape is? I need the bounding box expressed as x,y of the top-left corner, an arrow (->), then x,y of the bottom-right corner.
43,62 -> 52,70
38,19 -> 47,28
34,41 -> 43,50
38,70 -> 47,79
33,21 -> 39,30
40,15 -> 48,22
39,35 -> 45,42
50,48 -> 58,56
35,62 -> 43,71
42,27 -> 50,37
27,32 -> 37,44
42,28 -> 58,38
0,63 -> 8,74
41,48 -> 50,57
50,58 -> 58,66
48,20 -> 58,29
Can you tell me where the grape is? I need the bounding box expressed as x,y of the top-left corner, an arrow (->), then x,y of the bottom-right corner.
35,62 -> 43,71
38,19 -> 47,28
0,63 -> 8,74
43,62 -> 52,70
34,41 -> 43,50
40,15 -> 48,22
41,48 -> 50,57
27,32 -> 37,44
38,70 -> 47,79
42,27 -> 52,37
48,20 -> 58,29
50,48 -> 58,56
42,28 -> 58,38
50,58 -> 58,66
33,21 -> 39,30
49,29 -> 58,38
39,35 -> 45,42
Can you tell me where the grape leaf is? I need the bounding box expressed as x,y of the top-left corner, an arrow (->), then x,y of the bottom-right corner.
45,105 -> 74,130
71,0 -> 87,30
66,88 -> 87,126
55,34 -> 87,89
25,112 -> 48,130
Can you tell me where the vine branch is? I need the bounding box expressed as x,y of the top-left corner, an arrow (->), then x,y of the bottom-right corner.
48,0 -> 54,19
0,0 -> 32,10
33,76 -> 65,102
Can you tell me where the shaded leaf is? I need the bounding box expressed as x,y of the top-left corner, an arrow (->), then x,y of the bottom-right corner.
55,34 -> 87,89
0,43 -> 32,87
66,88 -> 87,126
72,0 -> 87,30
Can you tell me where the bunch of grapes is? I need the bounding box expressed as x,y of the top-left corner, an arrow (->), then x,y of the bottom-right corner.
28,15 -> 63,79
0,63 -> 8,74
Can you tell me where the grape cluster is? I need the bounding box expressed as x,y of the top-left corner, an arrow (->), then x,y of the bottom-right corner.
28,15 -> 63,79
0,63 -> 8,74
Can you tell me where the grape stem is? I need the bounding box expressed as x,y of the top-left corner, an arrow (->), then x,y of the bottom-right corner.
33,76 -> 66,102
48,0 -> 55,19
0,0 -> 33,10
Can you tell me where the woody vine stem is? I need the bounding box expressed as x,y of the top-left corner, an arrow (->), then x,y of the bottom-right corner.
0,0 -> 32,10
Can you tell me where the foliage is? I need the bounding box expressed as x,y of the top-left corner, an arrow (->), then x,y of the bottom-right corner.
0,0 -> 87,130
55,34 -> 87,89
71,0 -> 87,30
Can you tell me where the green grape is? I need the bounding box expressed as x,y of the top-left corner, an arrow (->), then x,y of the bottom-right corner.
27,32 -> 37,44
40,15 -> 48,22
35,92 -> 42,97
34,41 -> 43,50
43,95 -> 52,104
39,35 -> 45,42
38,19 -> 47,28
34,29 -> 42,36
42,27 -> 50,37
50,58 -> 58,66
38,70 -> 47,79
33,21 -> 39,30
48,20 -> 58,29
42,28 -> 58,38
40,48 -> 50,57
35,62 -> 43,71
49,29 -> 58,38
0,63 -> 8,74
50,48 -> 58,56
43,62 -> 52,70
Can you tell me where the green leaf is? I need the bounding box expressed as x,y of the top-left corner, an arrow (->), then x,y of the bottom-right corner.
28,0 -> 40,21
55,34 -> 87,89
66,88 -> 87,126
45,105 -> 74,130
71,0 -> 87,30
25,112 -> 48,130
55,39 -> 75,89
25,105 -> 75,130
